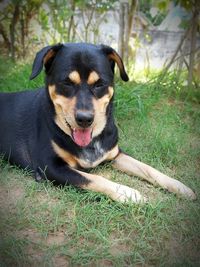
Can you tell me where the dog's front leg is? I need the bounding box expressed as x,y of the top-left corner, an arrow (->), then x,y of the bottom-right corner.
113,152 -> 196,200
76,169 -> 146,203
44,164 -> 146,203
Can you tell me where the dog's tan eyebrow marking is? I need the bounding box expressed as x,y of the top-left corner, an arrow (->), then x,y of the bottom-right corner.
87,71 -> 100,85
68,71 -> 81,84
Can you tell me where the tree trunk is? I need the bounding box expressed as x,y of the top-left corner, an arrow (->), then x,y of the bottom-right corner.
127,0 -> 137,63
10,3 -> 20,61
124,2 -> 129,64
0,22 -> 11,54
118,3 -> 125,60
128,0 -> 137,37
20,11 -> 25,59
83,8 -> 95,42
67,0 -> 75,42
188,2 -> 199,87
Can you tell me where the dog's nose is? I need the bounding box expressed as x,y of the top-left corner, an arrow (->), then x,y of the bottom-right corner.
75,110 -> 94,128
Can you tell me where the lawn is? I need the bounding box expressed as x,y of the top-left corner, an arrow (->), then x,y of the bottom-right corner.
0,58 -> 200,266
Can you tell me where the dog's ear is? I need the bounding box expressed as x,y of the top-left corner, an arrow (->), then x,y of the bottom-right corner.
30,43 -> 63,80
100,45 -> 129,81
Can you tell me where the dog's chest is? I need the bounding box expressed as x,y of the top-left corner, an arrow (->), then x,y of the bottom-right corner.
52,140 -> 118,169
77,141 -> 106,168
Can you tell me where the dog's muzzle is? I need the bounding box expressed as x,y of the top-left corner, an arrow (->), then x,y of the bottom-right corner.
71,110 -> 94,147
75,110 -> 94,128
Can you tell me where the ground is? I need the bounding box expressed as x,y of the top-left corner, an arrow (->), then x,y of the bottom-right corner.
0,60 -> 200,266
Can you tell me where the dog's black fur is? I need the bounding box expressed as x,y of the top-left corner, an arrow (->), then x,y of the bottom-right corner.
0,43 -> 127,187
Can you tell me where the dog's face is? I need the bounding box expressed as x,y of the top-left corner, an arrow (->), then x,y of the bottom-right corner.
30,43 -> 128,147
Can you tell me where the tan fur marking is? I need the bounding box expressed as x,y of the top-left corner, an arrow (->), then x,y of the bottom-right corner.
69,71 -> 81,84
77,145 -> 119,169
108,53 -> 123,72
108,86 -> 114,99
48,85 -> 57,101
76,169 -> 145,203
106,144 -> 119,160
92,86 -> 114,138
52,141 -> 119,169
113,153 -> 196,200
44,49 -> 55,64
87,71 -> 100,85
52,138 -> 118,169
48,85 -> 76,137
49,84 -> 113,140
52,141 -> 77,168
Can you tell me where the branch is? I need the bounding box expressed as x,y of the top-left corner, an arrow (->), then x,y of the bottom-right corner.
74,26 -> 85,42
173,46 -> 200,63
85,6 -> 95,30
188,2 -> 199,87
128,0 -> 138,39
160,26 -> 191,80
10,3 -> 20,60
0,22 -> 11,50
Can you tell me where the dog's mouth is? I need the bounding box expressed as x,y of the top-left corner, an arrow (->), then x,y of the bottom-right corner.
65,119 -> 92,147
72,128 -> 92,147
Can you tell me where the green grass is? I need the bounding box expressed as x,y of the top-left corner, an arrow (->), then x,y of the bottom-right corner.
0,58 -> 200,266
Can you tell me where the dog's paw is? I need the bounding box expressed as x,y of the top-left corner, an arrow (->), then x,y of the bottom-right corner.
114,184 -> 147,203
166,179 -> 196,200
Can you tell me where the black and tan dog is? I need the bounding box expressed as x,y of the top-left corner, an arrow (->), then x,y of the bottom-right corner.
0,43 -> 196,202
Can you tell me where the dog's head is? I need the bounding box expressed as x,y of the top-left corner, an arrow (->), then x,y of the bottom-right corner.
30,43 -> 128,147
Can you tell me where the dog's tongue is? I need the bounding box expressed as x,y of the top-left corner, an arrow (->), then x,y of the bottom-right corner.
72,128 -> 92,147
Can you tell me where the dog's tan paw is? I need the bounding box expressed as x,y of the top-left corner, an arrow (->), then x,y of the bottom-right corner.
178,185 -> 196,200
166,179 -> 196,200
114,185 -> 147,203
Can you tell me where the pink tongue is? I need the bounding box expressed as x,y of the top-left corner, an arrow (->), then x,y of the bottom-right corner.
73,128 -> 92,147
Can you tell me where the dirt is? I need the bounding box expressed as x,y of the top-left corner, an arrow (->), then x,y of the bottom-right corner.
0,182 -> 70,266
167,235 -> 200,265
46,232 -> 66,246
52,255 -> 70,267
0,183 -> 24,211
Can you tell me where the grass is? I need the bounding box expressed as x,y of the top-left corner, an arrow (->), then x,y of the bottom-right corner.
0,58 -> 200,266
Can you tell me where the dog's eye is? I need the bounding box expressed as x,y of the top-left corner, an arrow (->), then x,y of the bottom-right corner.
92,81 -> 108,98
62,79 -> 74,87
95,83 -> 104,89
57,80 -> 76,97
94,80 -> 105,88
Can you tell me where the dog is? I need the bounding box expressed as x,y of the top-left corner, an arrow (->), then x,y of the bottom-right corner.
0,43 -> 196,202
